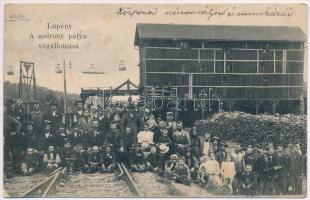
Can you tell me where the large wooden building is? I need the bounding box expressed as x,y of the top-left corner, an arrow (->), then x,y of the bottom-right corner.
134,23 -> 306,119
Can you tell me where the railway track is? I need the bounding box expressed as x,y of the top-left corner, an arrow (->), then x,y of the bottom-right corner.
20,167 -> 67,197
4,163 -> 211,197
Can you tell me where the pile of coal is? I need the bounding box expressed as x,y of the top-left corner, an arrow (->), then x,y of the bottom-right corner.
196,112 -> 306,151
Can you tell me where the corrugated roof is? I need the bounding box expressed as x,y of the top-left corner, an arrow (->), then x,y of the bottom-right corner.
134,23 -> 306,46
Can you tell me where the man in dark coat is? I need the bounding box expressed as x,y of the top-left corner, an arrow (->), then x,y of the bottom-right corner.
239,164 -> 258,196
100,145 -> 116,173
120,104 -> 143,141
43,101 -> 63,132
30,102 -> 44,132
104,123 -> 124,159
86,120 -> 104,148
256,147 -> 273,195
272,146 -> 288,195
59,141 -> 78,172
67,123 -> 83,148
19,147 -> 40,176
97,107 -> 110,134
63,105 -> 77,130
244,145 -> 257,171
74,100 -> 84,122
287,144 -> 304,195
38,121 -> 57,153
83,146 -> 101,173
24,121 -> 39,150
189,126 -> 202,159
55,123 -> 67,150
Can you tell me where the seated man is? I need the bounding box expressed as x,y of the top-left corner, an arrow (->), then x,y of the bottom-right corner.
83,146 -> 101,173
130,146 -> 148,172
165,154 -> 179,179
19,147 -> 40,176
100,145 -> 116,173
60,141 -> 78,172
174,157 -> 191,185
239,164 -> 257,196
43,145 -> 61,173
137,123 -> 154,151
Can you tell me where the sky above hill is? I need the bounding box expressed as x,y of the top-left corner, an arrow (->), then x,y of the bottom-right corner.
4,4 -> 307,94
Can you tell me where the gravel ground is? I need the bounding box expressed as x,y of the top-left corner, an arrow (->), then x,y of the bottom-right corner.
4,173 -> 47,197
51,172 -> 133,197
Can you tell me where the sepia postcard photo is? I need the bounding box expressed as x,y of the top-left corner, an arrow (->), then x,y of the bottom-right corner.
2,3 -> 308,198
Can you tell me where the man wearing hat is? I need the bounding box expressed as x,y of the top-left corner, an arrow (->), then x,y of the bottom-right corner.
19,147 -> 40,176
43,101 -> 63,132
74,100 -> 84,122
172,121 -> 191,155
30,101 -> 44,132
4,103 -> 22,163
55,123 -> 67,149
120,104 -> 143,141
38,121 -> 57,153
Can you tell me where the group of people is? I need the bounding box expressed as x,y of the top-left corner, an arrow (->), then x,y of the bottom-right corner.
4,98 -> 305,196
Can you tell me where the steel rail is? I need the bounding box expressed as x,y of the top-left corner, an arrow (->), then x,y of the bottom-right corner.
49,167 -> 63,176
19,173 -> 58,197
42,167 -> 67,197
120,163 -> 142,197
117,163 -> 124,178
